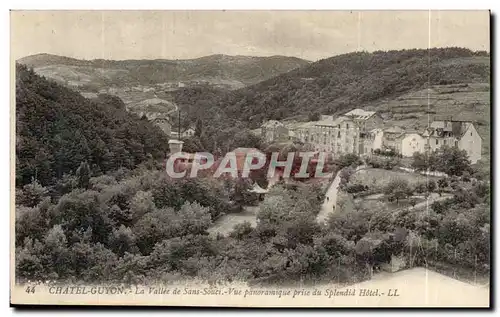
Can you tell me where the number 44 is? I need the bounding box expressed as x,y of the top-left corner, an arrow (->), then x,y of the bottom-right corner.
25,286 -> 36,294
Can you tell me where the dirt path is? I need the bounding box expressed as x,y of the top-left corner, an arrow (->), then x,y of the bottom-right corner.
316,170 -> 341,223
317,165 -> 367,224
409,193 -> 453,211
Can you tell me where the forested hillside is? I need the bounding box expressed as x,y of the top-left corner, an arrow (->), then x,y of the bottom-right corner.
15,64 -> 170,187
176,48 -> 489,128
18,53 -> 310,90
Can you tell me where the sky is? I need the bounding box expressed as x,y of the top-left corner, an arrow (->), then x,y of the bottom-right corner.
11,10 -> 490,62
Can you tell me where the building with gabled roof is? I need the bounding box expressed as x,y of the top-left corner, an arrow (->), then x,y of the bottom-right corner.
261,120 -> 289,142
343,108 -> 377,120
423,119 -> 482,163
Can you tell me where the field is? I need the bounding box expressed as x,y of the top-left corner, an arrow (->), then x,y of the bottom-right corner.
207,206 -> 259,237
351,168 -> 442,190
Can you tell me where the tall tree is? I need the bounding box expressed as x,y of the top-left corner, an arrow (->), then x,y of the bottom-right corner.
195,118 -> 203,137
76,161 -> 91,189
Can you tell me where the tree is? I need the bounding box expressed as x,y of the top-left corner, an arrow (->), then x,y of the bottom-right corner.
433,146 -> 472,176
473,181 -> 490,202
257,194 -> 292,225
437,178 -> 448,190
44,224 -> 71,278
411,152 -> 429,172
461,171 -> 472,182
108,225 -> 138,256
336,154 -> 361,169
308,112 -> 321,121
16,178 -> 48,207
182,136 -> 205,152
76,161 -> 91,189
414,182 -> 426,194
128,190 -> 155,220
384,178 -> 413,205
195,118 -> 203,137
231,179 -> 258,211
339,167 -> 355,188
355,233 -> 385,276
53,190 -> 112,244
16,238 -> 46,280
426,180 -> 436,193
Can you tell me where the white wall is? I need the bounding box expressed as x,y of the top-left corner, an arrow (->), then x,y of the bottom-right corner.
373,129 -> 384,150
459,124 -> 482,164
401,133 -> 425,157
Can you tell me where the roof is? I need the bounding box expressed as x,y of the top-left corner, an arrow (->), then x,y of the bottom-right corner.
231,147 -> 263,155
430,121 -> 453,132
138,98 -> 174,106
400,131 -> 424,139
248,183 -> 269,194
134,98 -> 177,115
150,114 -> 171,121
171,127 -> 195,135
299,121 -> 317,128
261,120 -> 284,128
286,121 -> 317,130
384,126 -> 405,134
168,139 -> 184,144
314,116 -> 349,127
343,108 -> 377,120
426,120 -> 473,138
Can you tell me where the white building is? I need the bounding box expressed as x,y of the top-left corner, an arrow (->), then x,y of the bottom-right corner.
400,133 -> 426,157
422,120 -> 482,164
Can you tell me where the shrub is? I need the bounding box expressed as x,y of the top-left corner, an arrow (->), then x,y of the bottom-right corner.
230,222 -> 254,240
345,183 -> 367,194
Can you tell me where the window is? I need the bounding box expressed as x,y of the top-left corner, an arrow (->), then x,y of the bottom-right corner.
436,139 -> 439,145
444,140 -> 447,145
337,131 -> 341,138
346,124 -> 349,129
455,140 -> 458,147
471,132 -> 473,136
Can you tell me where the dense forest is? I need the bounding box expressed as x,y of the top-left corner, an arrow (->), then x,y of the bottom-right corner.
15,64 -> 170,188
15,159 -> 490,285
173,48 -> 489,128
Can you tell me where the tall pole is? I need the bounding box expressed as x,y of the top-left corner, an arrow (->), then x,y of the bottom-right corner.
178,108 -> 181,141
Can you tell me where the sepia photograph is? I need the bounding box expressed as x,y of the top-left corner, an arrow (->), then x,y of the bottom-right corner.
10,10 -> 491,307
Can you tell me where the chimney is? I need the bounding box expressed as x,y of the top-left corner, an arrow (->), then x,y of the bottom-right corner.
168,139 -> 184,154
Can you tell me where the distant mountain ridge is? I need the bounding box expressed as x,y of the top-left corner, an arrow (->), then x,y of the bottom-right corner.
211,47 -> 490,127
17,53 -> 311,90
